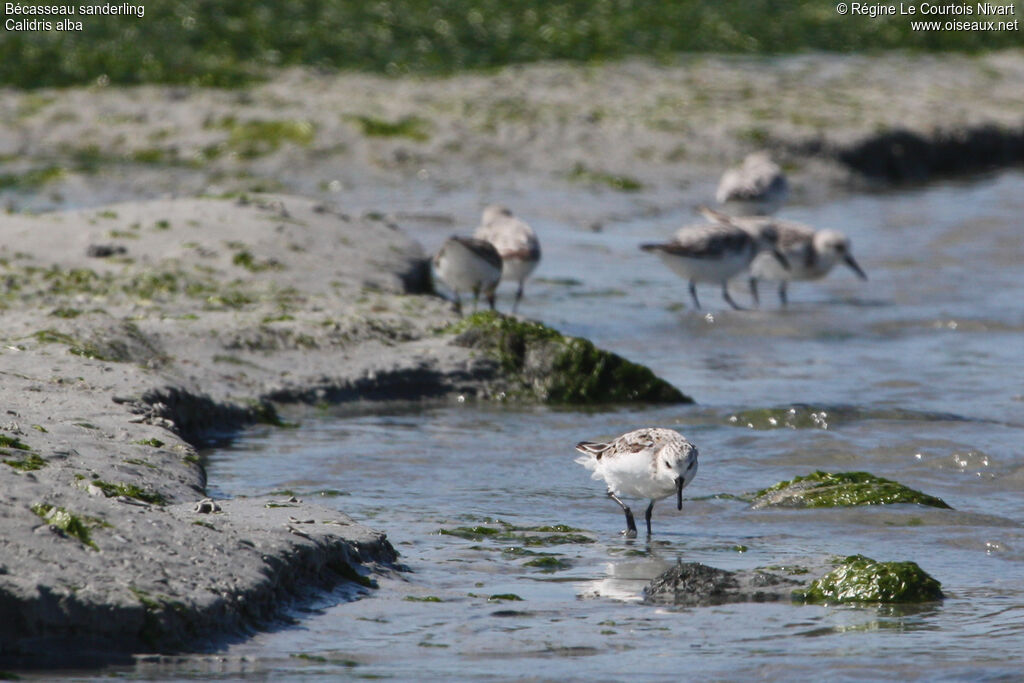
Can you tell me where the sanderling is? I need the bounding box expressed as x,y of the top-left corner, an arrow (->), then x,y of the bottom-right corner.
716,152 -> 789,216
640,217 -> 789,310
700,208 -> 867,306
575,428 -> 698,538
432,236 -> 503,315
473,204 -> 541,313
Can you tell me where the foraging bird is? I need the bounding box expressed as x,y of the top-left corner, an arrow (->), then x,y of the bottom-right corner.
575,428 -> 699,538
716,152 -> 789,216
640,217 -> 789,310
473,205 -> 541,313
432,236 -> 503,315
700,208 -> 867,306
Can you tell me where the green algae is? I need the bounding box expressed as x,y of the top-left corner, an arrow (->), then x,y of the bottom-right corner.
566,162 -> 643,192
448,311 -> 689,405
291,653 -> 328,663
439,521 -> 595,546
211,117 -> 316,158
523,556 -> 571,571
204,289 -> 255,310
31,503 -> 98,549
487,594 -> 523,602
3,453 -> 46,471
439,525 -> 504,540
794,555 -> 943,604
67,343 -> 115,361
404,596 -> 444,602
91,480 -> 167,505
233,250 -> 284,272
0,435 -> 30,451
33,329 -> 79,347
290,653 -> 359,667
134,438 -> 166,448
346,114 -> 431,141
752,471 -> 951,510
0,165 -> 65,190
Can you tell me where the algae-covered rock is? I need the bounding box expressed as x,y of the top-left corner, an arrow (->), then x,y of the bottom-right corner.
751,471 -> 951,510
448,311 -> 690,404
795,555 -> 943,604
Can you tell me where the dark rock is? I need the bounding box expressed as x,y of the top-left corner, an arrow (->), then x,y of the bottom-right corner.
833,124 -> 1024,182
644,561 -> 802,607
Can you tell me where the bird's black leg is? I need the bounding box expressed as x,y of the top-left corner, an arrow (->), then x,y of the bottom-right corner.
778,282 -> 788,307
512,281 -> 524,313
722,283 -> 745,311
607,490 -> 637,538
688,281 -> 701,310
471,285 -> 481,312
749,277 -> 760,307
644,500 -> 655,537
487,289 -> 496,311
453,292 -> 463,316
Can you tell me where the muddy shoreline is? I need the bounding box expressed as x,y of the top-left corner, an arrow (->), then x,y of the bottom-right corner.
2,52 -> 1022,665
3,52 -> 1023,219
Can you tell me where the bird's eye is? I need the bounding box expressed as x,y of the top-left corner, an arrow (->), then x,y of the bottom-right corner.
663,460 -> 671,469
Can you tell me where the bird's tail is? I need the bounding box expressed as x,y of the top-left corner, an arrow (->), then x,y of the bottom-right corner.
575,441 -> 608,474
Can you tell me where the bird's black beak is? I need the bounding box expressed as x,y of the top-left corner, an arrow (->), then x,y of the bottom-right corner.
772,248 -> 790,270
676,477 -> 684,510
844,253 -> 867,280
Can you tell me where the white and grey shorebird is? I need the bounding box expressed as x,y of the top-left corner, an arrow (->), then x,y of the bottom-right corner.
700,207 -> 867,306
432,236 -> 503,315
640,217 -> 789,310
716,152 -> 789,216
575,428 -> 699,538
473,204 -> 541,313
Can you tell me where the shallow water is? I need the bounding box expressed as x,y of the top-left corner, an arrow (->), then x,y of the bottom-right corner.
130,172 -> 1024,679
